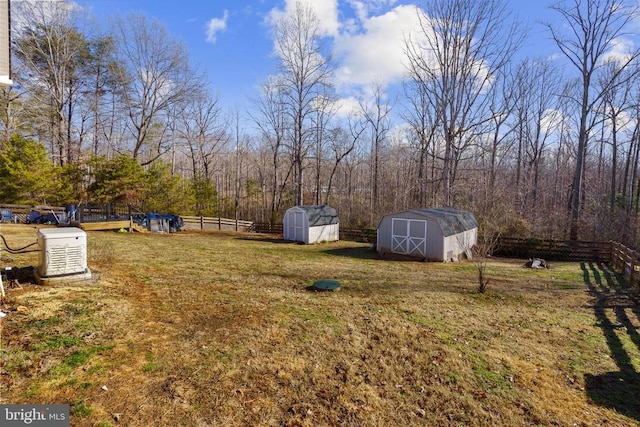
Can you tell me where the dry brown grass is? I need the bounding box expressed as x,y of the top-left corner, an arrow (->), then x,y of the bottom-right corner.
1,224 -> 639,426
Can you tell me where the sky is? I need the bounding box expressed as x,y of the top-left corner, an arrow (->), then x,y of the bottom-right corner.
71,0 -> 567,114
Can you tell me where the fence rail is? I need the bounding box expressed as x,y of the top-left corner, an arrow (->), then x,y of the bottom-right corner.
1,204 -> 639,286
611,242 -> 640,286
253,222 -> 283,234
182,216 -> 254,232
340,227 -> 377,244
495,237 -> 612,262
0,204 -> 65,213
76,204 -> 137,223
253,223 -> 377,243
0,204 -> 65,223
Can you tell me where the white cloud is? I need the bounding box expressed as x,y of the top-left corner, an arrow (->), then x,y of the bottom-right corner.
345,0 -> 400,24
206,10 -> 229,44
265,1 -> 422,105
267,0 -> 340,37
12,0 -> 81,35
540,108 -> 564,135
389,122 -> 412,147
305,0 -> 340,36
601,36 -> 635,66
333,96 -> 362,119
333,4 -> 421,90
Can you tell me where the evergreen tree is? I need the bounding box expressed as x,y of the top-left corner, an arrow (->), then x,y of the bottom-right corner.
87,154 -> 145,207
0,136 -> 59,204
142,161 -> 195,214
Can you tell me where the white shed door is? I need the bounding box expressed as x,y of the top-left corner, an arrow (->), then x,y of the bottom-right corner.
293,211 -> 305,242
391,218 -> 427,257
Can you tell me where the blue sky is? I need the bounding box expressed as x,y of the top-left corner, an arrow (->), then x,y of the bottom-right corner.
73,0 -> 563,112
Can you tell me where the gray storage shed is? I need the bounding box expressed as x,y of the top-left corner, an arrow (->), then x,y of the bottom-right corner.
283,205 -> 339,244
376,207 -> 478,261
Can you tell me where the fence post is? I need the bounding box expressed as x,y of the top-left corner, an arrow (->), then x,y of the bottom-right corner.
619,243 -> 625,271
218,217 -> 222,230
200,216 -> 204,230
610,241 -> 614,266
235,218 -> 238,231
630,250 -> 637,286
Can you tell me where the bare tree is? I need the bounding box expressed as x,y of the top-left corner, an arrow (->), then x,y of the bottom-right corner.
597,64 -> 635,213
311,93 -> 335,205
624,93 -> 640,217
512,59 -> 563,219
109,13 -> 203,164
177,91 -> 227,182
405,0 -> 521,206
359,84 -> 392,224
486,67 -> 517,191
323,115 -> 366,205
251,75 -> 294,224
545,0 -> 640,240
402,76 -> 440,207
13,1 -> 96,165
472,229 -> 501,293
273,1 -> 334,205
84,35 -> 121,157
0,85 -> 25,144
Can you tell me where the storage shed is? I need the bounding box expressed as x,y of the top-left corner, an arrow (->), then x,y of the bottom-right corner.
283,205 -> 339,244
376,207 -> 478,261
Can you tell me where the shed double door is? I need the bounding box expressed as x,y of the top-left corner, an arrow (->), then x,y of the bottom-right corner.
391,218 -> 427,257
292,211 -> 306,242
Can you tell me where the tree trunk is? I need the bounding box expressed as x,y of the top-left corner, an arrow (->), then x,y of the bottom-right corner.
569,85 -> 590,241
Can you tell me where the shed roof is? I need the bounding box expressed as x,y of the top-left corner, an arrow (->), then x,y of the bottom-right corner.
413,207 -> 478,237
379,207 -> 477,237
290,205 -> 339,226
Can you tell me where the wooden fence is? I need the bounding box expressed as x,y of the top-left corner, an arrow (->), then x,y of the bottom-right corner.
340,227 -> 377,244
253,222 -> 283,234
182,216 -> 254,232
250,227 -> 639,286
0,204 -> 65,223
495,237 -> 612,262
0,203 -> 133,224
611,242 -> 640,286
1,203 -> 638,286
0,204 -> 255,233
253,223 -> 377,244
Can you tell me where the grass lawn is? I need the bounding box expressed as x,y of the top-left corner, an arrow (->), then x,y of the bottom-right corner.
1,224 -> 639,426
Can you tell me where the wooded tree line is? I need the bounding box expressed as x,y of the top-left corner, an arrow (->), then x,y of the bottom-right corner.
1,0 -> 640,245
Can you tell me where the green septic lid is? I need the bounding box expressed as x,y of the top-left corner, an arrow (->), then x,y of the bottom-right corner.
312,279 -> 341,291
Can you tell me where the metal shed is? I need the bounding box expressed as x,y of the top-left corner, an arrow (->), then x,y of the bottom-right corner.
283,205 -> 339,244
376,207 -> 478,261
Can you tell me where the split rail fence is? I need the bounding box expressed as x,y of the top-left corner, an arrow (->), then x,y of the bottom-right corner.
494,237 -> 612,262
181,216 -> 254,232
611,242 -> 640,287
2,204 -> 638,286
253,224 -> 639,286
496,237 -> 638,286
253,222 -> 376,243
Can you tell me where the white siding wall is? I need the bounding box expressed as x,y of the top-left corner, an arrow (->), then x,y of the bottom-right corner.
308,224 -> 339,244
443,229 -> 478,261
283,207 -> 339,244
0,0 -> 11,86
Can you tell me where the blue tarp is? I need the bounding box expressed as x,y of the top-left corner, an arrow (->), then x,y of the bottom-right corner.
26,210 -> 66,225
135,213 -> 184,232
